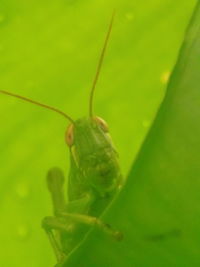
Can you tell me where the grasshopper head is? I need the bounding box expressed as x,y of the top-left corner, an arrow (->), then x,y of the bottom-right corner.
65,117 -> 121,194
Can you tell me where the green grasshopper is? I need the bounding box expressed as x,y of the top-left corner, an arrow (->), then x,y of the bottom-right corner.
0,11 -> 123,266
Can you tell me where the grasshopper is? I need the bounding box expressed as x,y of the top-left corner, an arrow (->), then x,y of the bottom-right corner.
0,11 -> 123,266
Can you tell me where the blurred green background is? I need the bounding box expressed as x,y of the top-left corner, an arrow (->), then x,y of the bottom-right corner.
0,0 -> 196,266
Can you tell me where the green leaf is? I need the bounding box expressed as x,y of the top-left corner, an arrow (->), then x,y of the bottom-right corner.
63,1 -> 200,267
0,1 -> 196,266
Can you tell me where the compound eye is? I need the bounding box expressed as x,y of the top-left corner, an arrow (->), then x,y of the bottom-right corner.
94,116 -> 109,132
65,124 -> 74,146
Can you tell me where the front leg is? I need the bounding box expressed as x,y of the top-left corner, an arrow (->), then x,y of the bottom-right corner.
42,216 -> 66,264
42,167 -> 67,263
46,167 -> 66,216
43,167 -> 122,266
42,211 -> 123,265
43,167 -> 96,264
59,212 -> 123,241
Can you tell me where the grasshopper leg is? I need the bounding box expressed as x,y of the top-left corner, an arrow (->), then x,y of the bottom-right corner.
42,211 -> 122,265
46,167 -> 66,216
43,225 -> 65,263
42,167 -> 67,263
59,212 -> 123,241
42,216 -> 71,264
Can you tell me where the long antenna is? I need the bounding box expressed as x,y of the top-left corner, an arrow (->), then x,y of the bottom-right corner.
0,90 -> 74,123
89,10 -> 115,117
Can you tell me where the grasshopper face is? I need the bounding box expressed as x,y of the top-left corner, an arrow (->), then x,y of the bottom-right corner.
65,117 -> 121,194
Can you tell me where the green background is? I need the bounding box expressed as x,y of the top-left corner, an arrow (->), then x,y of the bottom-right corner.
0,0 -> 197,266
